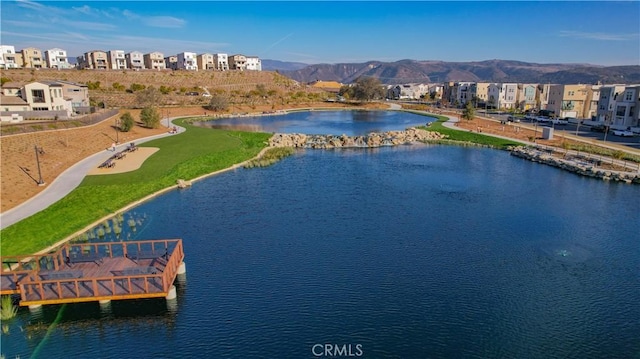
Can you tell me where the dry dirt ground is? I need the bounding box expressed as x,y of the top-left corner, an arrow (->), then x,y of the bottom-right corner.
0,102 -> 385,213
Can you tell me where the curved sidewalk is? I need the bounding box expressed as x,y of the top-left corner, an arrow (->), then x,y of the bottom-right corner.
0,119 -> 185,230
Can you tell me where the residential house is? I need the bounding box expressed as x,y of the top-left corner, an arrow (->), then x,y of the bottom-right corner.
57,80 -> 91,114
474,82 -> 491,107
517,84 -> 538,111
502,83 -> 518,109
0,45 -> 19,69
537,83 -> 553,110
126,51 -> 145,70
610,85 -> 640,129
213,53 -> 229,71
229,54 -> 247,70
144,52 -> 166,70
1,80 -> 87,120
18,47 -> 45,68
164,55 -> 178,70
245,56 -> 262,71
177,52 -> 198,70
596,85 -> 626,123
546,84 -> 595,119
78,50 -> 108,70
107,50 -> 127,70
44,48 -> 73,69
585,85 -> 601,120
197,53 -> 215,70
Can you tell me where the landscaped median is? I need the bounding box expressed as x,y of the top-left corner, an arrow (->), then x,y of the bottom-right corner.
0,118 -> 271,256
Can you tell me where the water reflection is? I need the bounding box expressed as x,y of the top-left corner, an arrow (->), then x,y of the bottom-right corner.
195,110 -> 435,136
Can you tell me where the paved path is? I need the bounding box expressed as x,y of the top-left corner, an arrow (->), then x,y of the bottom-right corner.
0,118 -> 185,230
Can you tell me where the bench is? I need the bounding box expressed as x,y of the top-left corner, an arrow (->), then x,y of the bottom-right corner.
126,250 -> 168,263
98,159 -> 115,168
115,151 -> 127,160
68,253 -> 103,265
117,266 -> 158,276
39,270 -> 83,280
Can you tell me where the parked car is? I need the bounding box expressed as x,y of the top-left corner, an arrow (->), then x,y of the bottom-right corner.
590,124 -> 607,132
536,116 -> 551,123
612,129 -> 634,137
550,118 -> 569,125
507,115 -> 520,123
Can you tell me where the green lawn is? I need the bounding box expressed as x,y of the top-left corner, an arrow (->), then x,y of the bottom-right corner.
1,119 -> 271,256
423,114 -> 524,149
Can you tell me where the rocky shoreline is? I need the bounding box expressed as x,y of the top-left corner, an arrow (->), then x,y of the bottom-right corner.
509,146 -> 640,184
268,127 -> 446,149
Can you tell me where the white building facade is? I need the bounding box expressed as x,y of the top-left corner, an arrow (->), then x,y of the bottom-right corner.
177,52 -> 198,70
44,48 -> 73,69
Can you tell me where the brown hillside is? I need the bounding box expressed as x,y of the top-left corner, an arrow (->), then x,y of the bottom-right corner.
1,68 -> 327,108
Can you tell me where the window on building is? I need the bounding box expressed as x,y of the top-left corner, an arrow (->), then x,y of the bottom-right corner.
625,91 -> 633,101
616,106 -> 626,117
630,107 -> 635,117
31,89 -> 45,103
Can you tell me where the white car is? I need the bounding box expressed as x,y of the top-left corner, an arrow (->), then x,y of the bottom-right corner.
536,116 -> 551,123
550,118 -> 569,125
612,130 -> 634,137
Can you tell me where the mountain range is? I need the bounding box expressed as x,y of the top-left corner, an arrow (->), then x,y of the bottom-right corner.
262,59 -> 640,85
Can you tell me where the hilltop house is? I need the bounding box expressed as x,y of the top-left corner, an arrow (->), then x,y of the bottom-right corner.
44,48 -> 73,69
144,52 -> 166,70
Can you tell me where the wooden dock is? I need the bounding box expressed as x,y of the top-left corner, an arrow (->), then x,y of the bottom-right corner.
1,239 -> 184,306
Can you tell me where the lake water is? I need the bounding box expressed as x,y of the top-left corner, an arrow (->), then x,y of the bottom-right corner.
197,109 -> 434,135
2,112 -> 639,359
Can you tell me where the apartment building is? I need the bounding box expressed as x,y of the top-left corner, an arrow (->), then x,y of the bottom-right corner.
78,50 -> 108,70
44,48 -> 73,69
107,50 -> 127,70
213,53 -> 229,71
197,53 -> 215,70
164,55 -> 178,70
0,45 -> 19,69
144,52 -> 166,70
245,56 -> 262,71
126,51 -> 145,70
229,54 -> 247,70
177,52 -> 197,70
18,47 -> 45,68
58,80 -> 90,113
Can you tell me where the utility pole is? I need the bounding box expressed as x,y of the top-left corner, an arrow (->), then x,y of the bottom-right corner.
34,145 -> 45,186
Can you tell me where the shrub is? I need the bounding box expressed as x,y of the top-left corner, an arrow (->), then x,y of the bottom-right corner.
205,94 -> 229,112
0,77 -> 10,86
86,81 -> 101,90
130,83 -> 146,92
120,112 -> 134,132
140,107 -> 160,128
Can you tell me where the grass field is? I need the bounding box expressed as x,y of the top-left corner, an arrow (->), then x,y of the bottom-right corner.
423,114 -> 525,149
0,119 -> 271,256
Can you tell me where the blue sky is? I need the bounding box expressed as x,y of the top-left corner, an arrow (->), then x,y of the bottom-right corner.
2,1 -> 639,66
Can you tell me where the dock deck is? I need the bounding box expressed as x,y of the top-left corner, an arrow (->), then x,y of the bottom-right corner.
1,239 -> 184,306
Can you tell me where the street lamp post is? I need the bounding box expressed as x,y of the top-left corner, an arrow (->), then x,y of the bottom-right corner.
115,118 -> 119,144
34,145 -> 45,186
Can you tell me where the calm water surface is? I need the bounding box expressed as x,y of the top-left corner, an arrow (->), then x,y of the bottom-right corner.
197,109 -> 433,135
2,112 -> 639,359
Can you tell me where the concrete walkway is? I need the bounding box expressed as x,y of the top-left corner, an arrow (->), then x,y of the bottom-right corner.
0,118 -> 185,230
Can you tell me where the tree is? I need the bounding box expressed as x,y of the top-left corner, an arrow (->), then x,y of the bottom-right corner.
120,112 -> 134,132
136,87 -> 162,108
462,101 -> 475,121
205,94 -> 229,112
352,76 -> 385,102
140,107 -> 160,128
